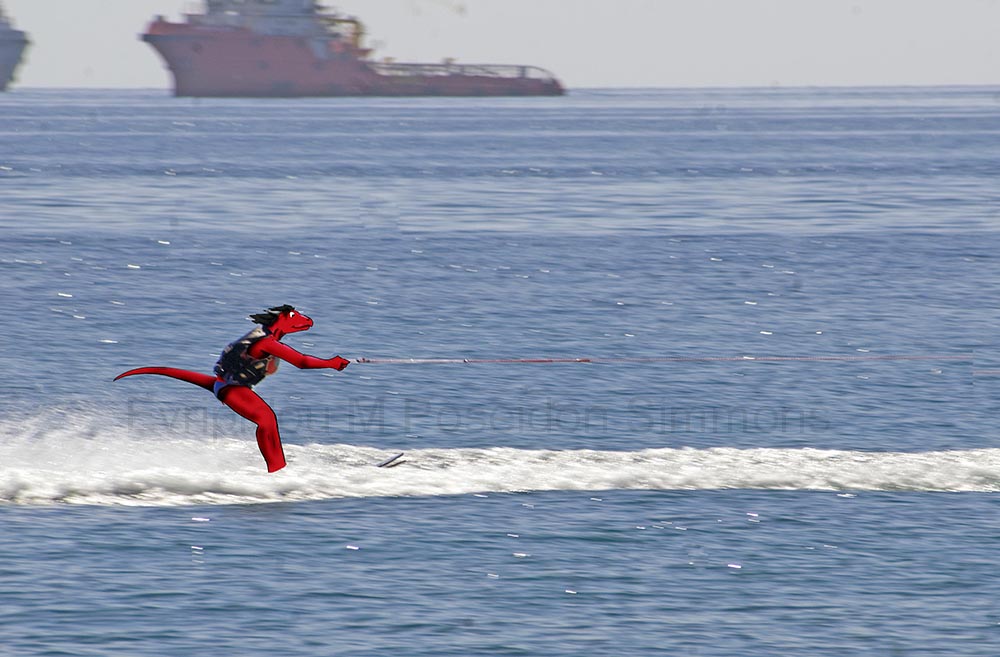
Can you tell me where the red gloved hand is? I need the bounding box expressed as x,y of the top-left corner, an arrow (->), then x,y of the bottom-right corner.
328,356 -> 350,371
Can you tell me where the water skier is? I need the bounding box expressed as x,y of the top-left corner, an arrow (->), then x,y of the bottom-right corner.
115,305 -> 350,472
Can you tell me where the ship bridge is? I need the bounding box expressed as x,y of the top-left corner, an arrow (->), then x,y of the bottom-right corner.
195,0 -> 347,38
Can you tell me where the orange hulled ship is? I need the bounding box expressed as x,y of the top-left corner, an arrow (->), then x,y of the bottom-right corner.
142,0 -> 563,97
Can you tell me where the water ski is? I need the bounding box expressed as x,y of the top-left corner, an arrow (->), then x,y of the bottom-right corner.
376,452 -> 406,468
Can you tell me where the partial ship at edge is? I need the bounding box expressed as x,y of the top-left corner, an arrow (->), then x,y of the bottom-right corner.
142,0 -> 564,98
0,3 -> 28,91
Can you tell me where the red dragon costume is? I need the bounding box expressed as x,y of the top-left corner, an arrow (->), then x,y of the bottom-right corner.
114,305 -> 349,472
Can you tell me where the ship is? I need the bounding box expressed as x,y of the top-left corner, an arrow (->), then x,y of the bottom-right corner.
142,0 -> 564,97
0,4 -> 28,91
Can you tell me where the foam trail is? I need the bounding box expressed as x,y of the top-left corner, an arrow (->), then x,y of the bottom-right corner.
1,419 -> 997,506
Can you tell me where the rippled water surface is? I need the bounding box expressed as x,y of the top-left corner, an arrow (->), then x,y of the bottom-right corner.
1,87 -> 998,655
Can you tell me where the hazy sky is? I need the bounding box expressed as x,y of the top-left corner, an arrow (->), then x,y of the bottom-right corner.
5,0 -> 999,89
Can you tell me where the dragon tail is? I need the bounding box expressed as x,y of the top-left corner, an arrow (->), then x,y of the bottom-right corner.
113,367 -> 216,392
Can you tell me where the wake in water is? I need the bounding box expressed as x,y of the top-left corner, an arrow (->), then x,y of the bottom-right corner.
1,416 -> 997,506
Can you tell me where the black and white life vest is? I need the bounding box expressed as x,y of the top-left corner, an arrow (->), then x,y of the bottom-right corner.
214,326 -> 279,387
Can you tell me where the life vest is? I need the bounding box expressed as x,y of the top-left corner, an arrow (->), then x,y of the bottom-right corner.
214,326 -> 279,387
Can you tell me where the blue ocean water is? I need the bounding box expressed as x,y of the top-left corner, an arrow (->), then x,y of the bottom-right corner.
1,87 -> 998,655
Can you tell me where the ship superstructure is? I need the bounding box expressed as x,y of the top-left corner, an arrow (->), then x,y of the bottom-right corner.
142,0 -> 563,97
0,4 -> 28,91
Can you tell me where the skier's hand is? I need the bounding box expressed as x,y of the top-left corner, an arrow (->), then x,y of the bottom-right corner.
328,356 -> 350,371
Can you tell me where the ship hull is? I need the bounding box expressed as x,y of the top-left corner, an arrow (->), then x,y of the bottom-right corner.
0,29 -> 28,91
143,22 -> 562,98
